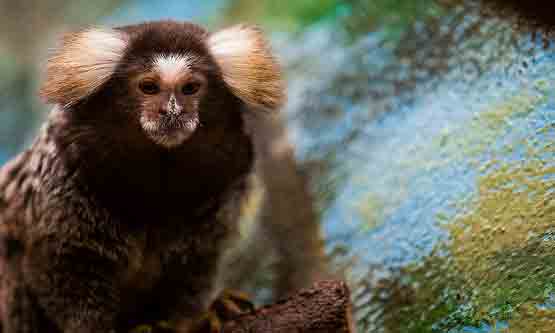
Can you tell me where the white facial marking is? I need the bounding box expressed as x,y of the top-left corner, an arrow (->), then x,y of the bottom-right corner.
153,54 -> 197,82
140,112 -> 199,149
167,94 -> 182,115
139,54 -> 203,149
140,114 -> 158,133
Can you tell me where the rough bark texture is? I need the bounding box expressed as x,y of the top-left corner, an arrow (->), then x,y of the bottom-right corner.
222,280 -> 355,333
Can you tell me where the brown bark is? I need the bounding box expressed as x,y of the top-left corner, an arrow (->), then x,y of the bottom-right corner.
222,280 -> 355,333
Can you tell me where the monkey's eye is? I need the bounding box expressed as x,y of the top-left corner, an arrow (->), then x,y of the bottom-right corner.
139,80 -> 160,95
181,82 -> 201,95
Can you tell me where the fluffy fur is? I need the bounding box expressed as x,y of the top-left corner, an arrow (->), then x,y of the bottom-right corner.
40,28 -> 128,107
208,24 -> 285,110
153,54 -> 198,82
1,20 -> 283,333
40,24 -> 285,111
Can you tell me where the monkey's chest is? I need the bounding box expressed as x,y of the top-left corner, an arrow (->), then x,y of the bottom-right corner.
118,243 -> 169,326
119,222 -> 212,296
122,247 -> 162,292
116,198 -> 239,316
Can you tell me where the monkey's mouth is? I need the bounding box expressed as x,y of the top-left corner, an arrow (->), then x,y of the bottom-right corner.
140,113 -> 200,148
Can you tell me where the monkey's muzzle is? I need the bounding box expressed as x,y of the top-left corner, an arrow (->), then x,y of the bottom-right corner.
142,112 -> 200,148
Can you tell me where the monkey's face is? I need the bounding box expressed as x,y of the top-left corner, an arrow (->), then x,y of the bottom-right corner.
131,55 -> 209,148
40,21 -> 285,152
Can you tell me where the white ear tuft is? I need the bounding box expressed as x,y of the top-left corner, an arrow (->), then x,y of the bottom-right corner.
208,25 -> 285,111
40,28 -> 128,107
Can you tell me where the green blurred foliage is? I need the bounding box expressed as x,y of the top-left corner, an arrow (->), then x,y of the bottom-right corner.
221,0 -> 347,31
343,0 -> 444,41
222,0 -> 443,40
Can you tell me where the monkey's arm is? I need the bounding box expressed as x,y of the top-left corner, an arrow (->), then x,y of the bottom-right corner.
0,235 -> 42,333
0,152 -> 44,333
0,150 -> 125,333
24,235 -> 124,333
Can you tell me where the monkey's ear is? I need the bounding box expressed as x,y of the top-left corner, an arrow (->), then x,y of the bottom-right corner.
40,28 -> 128,107
208,25 -> 285,111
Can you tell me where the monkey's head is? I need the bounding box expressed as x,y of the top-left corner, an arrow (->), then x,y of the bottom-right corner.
127,50 -> 209,147
39,21 -> 285,149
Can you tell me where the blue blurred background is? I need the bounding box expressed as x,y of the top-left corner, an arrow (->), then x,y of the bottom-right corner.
3,1 -> 555,332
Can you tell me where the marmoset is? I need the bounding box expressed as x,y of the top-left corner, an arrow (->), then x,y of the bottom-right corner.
0,20 -> 285,332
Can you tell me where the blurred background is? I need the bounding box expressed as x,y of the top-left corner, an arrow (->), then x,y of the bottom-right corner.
2,0 -> 555,332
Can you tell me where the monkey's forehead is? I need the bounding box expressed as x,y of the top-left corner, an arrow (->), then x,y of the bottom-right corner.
117,21 -> 211,59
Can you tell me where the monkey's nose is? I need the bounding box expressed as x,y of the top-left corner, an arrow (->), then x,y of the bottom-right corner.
163,95 -> 182,116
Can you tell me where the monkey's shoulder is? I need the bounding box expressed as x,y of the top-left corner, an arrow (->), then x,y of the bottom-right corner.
0,149 -> 35,221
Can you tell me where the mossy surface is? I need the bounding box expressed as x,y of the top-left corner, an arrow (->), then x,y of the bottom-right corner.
357,73 -> 555,331
352,29 -> 555,330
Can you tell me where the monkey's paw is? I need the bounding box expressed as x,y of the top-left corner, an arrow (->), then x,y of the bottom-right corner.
130,321 -> 174,333
190,290 -> 255,333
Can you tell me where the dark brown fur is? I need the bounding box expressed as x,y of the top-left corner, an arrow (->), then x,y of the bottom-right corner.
0,21 -> 269,332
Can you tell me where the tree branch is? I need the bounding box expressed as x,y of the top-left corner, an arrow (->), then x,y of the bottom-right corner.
222,280 -> 355,333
